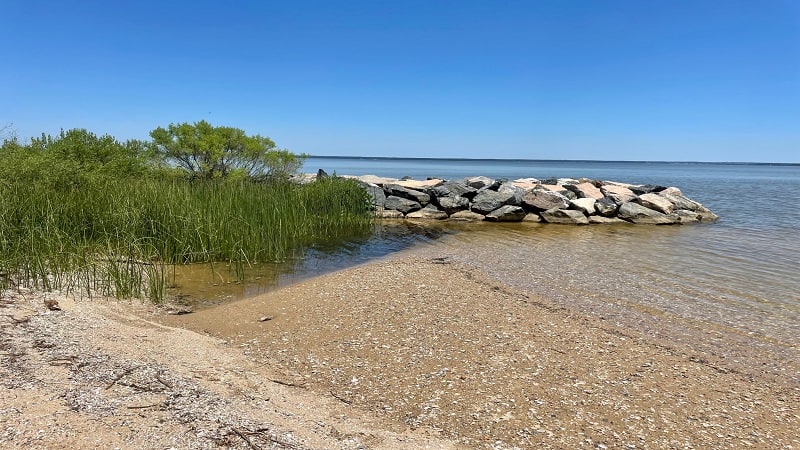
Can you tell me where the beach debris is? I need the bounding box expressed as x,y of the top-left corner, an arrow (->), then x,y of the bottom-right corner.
258,315 -> 273,322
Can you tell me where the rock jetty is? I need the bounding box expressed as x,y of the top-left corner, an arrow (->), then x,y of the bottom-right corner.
344,174 -> 718,225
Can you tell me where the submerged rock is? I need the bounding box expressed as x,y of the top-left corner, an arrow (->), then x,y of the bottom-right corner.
618,202 -> 676,224
406,205 -> 448,220
540,208 -> 589,225
449,210 -> 485,221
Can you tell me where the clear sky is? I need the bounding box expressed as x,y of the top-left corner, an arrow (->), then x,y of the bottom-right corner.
2,0 -> 798,162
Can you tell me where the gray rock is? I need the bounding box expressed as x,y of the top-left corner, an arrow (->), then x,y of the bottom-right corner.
384,184 -> 430,205
660,186 -> 684,196
521,190 -> 570,211
697,207 -> 719,223
618,202 -> 677,224
435,195 -> 470,215
570,198 -> 597,215
449,210 -> 485,221
600,185 -> 637,204
317,169 -> 329,179
471,190 -> 515,214
485,205 -> 527,222
595,197 -> 619,217
431,181 -> 477,199
629,184 -> 666,195
671,209 -> 702,223
540,208 -> 590,225
523,213 -> 542,223
497,182 -> 525,206
464,176 -> 495,190
361,182 -> 386,208
588,215 -> 628,224
638,193 -> 675,214
356,174 -> 398,185
406,205 -> 448,220
660,193 -> 701,211
384,195 -> 421,214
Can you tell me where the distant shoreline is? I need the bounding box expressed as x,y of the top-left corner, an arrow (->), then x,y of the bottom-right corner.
306,155 -> 800,166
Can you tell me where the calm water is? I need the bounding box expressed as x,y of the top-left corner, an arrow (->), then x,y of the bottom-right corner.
302,157 -> 800,378
178,157 -> 799,376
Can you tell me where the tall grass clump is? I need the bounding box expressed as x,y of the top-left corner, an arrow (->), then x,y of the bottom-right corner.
0,127 -> 373,302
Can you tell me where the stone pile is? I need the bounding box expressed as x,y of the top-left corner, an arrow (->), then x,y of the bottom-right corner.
346,174 -> 718,225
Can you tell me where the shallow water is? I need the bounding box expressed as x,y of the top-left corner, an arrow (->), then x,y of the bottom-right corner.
404,222 -> 799,380
167,221 -> 455,305
175,158 -> 800,378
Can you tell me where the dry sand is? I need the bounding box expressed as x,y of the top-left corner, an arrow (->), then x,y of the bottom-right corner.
2,256 -> 798,449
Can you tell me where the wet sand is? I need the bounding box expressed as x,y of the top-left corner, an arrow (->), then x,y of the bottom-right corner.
162,256 -> 799,449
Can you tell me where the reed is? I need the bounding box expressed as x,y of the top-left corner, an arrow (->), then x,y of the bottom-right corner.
0,177 -> 372,302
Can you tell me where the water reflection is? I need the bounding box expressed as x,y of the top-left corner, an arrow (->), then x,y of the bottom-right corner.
167,221 -> 455,306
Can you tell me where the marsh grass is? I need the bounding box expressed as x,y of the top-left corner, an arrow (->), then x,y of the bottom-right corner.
0,177 -> 372,302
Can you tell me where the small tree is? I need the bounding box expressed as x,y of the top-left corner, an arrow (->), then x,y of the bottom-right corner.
149,121 -> 303,181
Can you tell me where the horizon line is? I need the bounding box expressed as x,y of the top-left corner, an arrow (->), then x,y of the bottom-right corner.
306,155 -> 800,166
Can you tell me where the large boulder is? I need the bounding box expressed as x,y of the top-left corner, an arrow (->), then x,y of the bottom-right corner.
430,181 -> 477,199
629,184 -> 666,195
671,209 -> 702,223
570,198 -> 597,215
384,184 -> 430,205
659,193 -> 700,211
618,202 -> 676,224
638,193 -> 675,214
485,205 -> 526,222
564,182 -> 604,200
434,195 -> 470,215
595,197 -> 619,217
384,195 -> 421,214
521,189 -> 570,211
361,182 -> 386,208
697,207 -> 719,223
471,190 -> 515,214
394,178 -> 444,190
540,208 -> 589,225
464,176 -> 495,190
600,184 -> 637,204
497,182 -> 525,206
406,205 -> 448,220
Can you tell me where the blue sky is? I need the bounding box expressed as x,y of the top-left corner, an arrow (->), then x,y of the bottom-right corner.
2,0 -> 798,162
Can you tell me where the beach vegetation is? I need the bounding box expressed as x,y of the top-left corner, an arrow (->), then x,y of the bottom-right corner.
0,125 -> 371,302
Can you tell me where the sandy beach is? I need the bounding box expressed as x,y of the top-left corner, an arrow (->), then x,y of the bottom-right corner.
2,255 -> 798,449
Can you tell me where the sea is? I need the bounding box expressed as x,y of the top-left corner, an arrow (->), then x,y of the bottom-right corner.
175,156 -> 800,380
